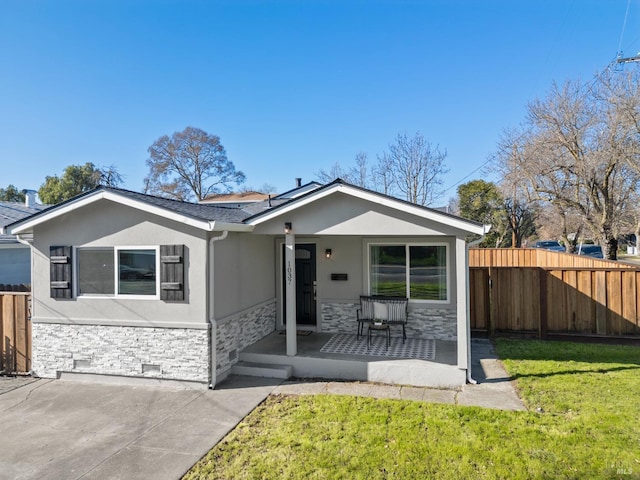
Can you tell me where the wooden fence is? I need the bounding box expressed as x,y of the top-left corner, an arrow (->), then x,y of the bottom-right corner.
0,293 -> 31,373
469,248 -> 640,339
469,247 -> 637,269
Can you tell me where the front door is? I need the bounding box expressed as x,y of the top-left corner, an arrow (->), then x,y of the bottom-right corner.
283,243 -> 317,326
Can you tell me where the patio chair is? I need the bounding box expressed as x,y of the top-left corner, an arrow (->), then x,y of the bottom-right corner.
357,295 -> 408,343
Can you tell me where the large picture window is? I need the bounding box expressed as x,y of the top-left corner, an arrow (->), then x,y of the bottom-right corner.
77,246 -> 158,298
369,244 -> 448,302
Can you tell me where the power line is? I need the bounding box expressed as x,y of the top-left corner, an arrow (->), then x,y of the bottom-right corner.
442,157 -> 493,195
617,0 -> 632,55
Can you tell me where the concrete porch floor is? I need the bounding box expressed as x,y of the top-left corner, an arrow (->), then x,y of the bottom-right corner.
234,331 -> 466,388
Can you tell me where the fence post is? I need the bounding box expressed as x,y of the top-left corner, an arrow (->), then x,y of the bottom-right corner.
488,266 -> 494,337
539,268 -> 548,340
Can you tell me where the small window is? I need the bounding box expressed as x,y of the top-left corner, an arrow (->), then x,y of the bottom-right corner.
369,243 -> 448,302
77,246 -> 158,298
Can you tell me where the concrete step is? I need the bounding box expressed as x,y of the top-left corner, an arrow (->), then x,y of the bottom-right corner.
230,361 -> 293,380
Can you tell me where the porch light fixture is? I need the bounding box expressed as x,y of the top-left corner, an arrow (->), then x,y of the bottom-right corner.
284,222 -> 292,234
325,248 -> 332,259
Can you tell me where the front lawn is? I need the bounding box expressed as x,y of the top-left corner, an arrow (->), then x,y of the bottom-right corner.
184,340 -> 640,479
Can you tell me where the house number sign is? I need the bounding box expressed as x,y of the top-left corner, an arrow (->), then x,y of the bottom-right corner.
286,260 -> 293,286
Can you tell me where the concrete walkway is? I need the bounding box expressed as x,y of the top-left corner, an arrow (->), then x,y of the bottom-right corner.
0,375 -> 281,480
274,338 -> 526,411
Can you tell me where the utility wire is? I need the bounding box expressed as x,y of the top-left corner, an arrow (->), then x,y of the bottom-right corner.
444,1 -> 635,199
442,158 -> 493,195
617,0 -> 632,56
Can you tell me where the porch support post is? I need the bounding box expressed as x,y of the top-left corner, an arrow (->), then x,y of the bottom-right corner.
455,236 -> 469,370
285,227 -> 297,356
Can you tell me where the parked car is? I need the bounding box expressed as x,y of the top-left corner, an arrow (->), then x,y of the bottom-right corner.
577,245 -> 604,258
533,240 -> 566,252
119,264 -> 155,280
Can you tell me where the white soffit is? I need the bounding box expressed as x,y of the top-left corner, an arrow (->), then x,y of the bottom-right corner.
247,183 -> 488,235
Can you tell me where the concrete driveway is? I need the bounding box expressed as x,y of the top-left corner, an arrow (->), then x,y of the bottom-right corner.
0,376 -> 281,480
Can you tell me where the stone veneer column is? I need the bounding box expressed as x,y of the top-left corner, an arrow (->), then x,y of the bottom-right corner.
215,300 -> 276,377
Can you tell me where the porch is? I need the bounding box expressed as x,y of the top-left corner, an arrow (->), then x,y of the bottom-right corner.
231,331 -> 466,388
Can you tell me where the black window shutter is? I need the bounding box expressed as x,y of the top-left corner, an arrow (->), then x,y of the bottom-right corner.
50,246 -> 72,299
160,244 -> 184,301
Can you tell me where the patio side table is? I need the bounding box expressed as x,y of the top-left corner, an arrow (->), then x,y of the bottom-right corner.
368,322 -> 390,349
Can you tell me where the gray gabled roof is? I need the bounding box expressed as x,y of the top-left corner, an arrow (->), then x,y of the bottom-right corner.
0,201 -> 48,243
99,187 -> 250,223
3,186 -> 252,236
4,180 -> 488,237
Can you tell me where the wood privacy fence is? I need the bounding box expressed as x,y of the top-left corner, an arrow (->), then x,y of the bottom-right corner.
0,293 -> 31,373
469,249 -> 640,338
469,247 -> 638,269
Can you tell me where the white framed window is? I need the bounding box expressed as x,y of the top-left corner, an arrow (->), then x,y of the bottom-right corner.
76,246 -> 160,299
368,242 -> 449,303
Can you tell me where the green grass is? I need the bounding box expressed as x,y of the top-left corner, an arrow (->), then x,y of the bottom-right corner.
184,340 -> 640,479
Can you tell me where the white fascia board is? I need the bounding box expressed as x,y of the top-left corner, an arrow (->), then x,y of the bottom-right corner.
210,221 -> 253,232
248,183 -> 487,235
8,191 -> 248,235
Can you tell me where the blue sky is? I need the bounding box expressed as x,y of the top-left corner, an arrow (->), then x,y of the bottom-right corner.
1,1 -> 638,203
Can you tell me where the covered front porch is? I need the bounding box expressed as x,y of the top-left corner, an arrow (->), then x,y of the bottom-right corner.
232,331 -> 466,388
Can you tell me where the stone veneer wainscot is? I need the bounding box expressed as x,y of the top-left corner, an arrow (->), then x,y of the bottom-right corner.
320,302 -> 457,340
31,323 -> 210,383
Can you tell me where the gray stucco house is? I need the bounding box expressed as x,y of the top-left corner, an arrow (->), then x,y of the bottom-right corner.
3,179 -> 488,388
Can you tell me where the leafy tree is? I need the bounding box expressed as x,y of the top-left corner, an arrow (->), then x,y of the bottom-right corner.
457,180 -> 507,247
496,70 -> 640,259
38,162 -> 122,204
144,126 -> 245,201
0,185 -> 25,202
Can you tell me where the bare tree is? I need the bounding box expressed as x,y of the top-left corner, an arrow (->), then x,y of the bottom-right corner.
315,152 -> 370,188
383,132 -> 448,206
372,151 -> 394,195
496,73 -> 640,260
503,197 -> 537,248
145,126 -> 245,201
534,203 -> 584,252
349,152 -> 369,188
317,133 -> 448,206
315,162 -> 350,184
98,165 -> 124,187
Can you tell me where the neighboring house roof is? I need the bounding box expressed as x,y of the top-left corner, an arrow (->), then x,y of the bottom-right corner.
4,180 -> 489,237
274,181 -> 323,200
0,201 -> 48,244
200,191 -> 271,204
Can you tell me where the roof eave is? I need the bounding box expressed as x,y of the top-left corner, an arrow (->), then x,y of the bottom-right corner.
210,221 -> 253,232
7,190 -> 250,235
246,182 -> 487,235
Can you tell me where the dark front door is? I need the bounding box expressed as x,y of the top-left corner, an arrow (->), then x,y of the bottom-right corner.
283,243 -> 317,326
